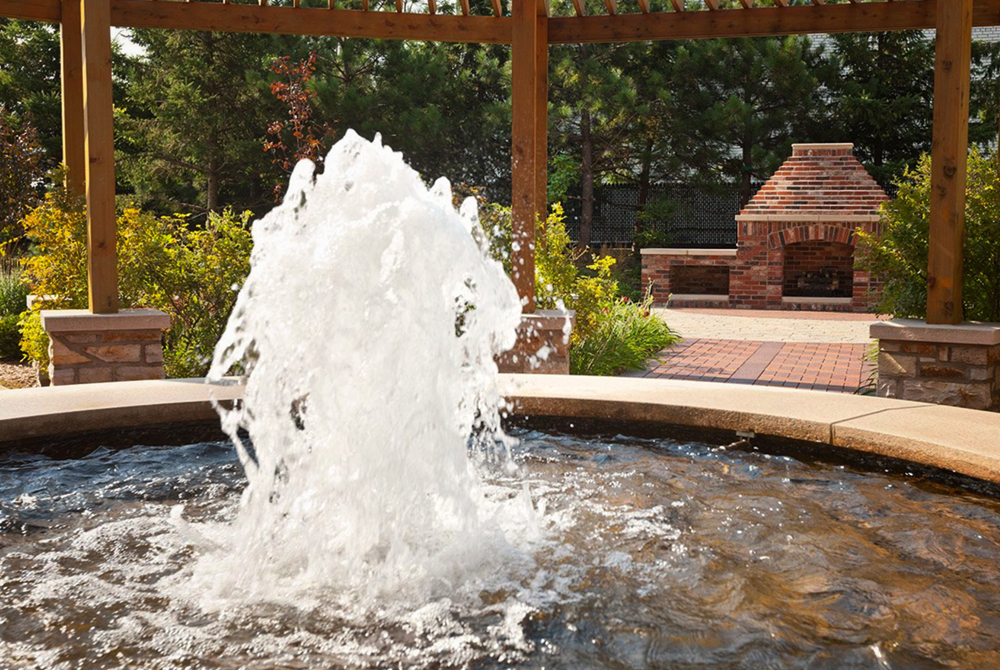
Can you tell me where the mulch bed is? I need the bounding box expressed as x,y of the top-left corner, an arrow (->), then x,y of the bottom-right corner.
0,360 -> 39,389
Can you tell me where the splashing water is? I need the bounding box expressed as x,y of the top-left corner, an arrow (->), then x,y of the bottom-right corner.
199,131 -> 533,610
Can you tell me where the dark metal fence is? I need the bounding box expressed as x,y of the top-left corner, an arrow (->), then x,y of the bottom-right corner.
562,181 -> 763,248
563,179 -> 893,248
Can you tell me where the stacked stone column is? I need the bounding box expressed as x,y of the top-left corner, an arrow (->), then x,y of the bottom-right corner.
497,310 -> 574,374
40,309 -> 171,386
872,320 -> 1000,412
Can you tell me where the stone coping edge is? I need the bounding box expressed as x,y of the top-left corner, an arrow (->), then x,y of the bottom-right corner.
41,308 -> 171,332
792,142 -> 854,151
0,378 -> 243,443
735,214 -> 881,223
640,248 -> 738,257
782,296 -> 853,305
870,318 -> 1000,346
521,309 -> 575,329
671,294 -> 729,301
1,375 -> 999,485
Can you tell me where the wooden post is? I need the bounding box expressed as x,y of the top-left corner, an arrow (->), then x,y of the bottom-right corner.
80,0 -> 119,314
61,0 -> 86,197
511,0 -> 543,313
927,0 -> 973,325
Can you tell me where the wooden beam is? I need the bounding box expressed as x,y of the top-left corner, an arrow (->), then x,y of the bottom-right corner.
549,0 -> 1000,44
81,0 -> 119,314
108,1 -> 512,44
511,0 -> 540,313
927,0 -> 973,324
61,0 -> 86,197
0,0 -> 60,22
490,0 -> 503,17
572,0 -> 586,16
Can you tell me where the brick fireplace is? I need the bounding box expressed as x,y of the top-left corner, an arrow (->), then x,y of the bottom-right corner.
642,143 -> 888,312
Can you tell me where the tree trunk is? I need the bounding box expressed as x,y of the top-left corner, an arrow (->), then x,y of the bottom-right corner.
207,158 -> 220,213
636,135 -> 653,239
580,107 -> 594,250
739,140 -> 753,210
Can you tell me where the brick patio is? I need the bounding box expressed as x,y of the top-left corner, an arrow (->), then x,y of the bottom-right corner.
632,338 -> 873,394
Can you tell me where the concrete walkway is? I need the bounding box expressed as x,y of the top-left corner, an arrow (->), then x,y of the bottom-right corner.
628,308 -> 885,394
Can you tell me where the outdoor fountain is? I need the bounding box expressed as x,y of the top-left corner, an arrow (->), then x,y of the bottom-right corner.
2,133 -> 1000,669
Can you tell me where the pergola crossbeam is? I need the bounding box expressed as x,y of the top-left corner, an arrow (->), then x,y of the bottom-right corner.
109,1 -> 512,43
548,0 -> 1000,44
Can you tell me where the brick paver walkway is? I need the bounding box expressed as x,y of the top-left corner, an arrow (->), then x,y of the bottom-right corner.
628,309 -> 880,394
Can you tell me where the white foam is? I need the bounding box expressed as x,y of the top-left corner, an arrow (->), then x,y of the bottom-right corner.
196,131 -> 530,611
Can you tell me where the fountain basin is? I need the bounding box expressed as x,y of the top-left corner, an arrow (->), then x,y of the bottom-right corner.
2,376 -> 999,483
3,377 -> 1000,669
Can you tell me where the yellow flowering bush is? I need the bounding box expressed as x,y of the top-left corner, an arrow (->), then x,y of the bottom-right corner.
19,177 -> 253,377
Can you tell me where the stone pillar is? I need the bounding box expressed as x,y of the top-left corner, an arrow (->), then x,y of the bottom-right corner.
40,309 -> 171,386
871,319 -> 1000,412
497,310 -> 574,374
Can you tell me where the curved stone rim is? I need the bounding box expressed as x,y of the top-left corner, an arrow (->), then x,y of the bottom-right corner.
1,375 -> 999,484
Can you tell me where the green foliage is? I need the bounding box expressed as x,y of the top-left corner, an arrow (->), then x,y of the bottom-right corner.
570,292 -> 680,377
18,309 -> 48,369
821,32 -> 934,186
856,340 -> 879,397
482,202 -> 678,375
0,114 -> 44,244
0,313 -> 19,359
0,19 -> 62,166
857,149 -> 1000,322
118,29 -> 281,216
0,266 -> 29,316
19,180 -> 254,377
0,265 -> 24,361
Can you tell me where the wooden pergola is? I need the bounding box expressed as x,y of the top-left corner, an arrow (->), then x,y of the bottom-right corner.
1,0 -> 995,324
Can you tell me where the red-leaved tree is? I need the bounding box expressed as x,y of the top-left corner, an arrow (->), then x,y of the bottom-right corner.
264,52 -> 333,200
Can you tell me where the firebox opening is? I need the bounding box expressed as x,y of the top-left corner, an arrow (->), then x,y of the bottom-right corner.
673,265 -> 730,296
782,240 -> 853,299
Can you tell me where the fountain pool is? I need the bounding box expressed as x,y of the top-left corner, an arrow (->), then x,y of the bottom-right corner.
4,424 -> 1000,669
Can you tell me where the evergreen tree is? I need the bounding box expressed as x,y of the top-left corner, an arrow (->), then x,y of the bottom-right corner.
307,36 -> 511,200
821,31 -> 935,187
549,42 -> 639,247
0,19 -> 62,167
665,36 -> 827,208
118,29 -> 285,217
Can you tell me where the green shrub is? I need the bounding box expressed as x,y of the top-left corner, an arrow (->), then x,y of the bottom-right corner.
0,313 -> 21,360
480,202 -> 679,375
0,266 -> 29,316
857,148 -> 1000,321
0,266 -> 30,361
571,291 -> 680,376
19,179 -> 253,377
18,309 -> 48,369
0,116 -> 44,245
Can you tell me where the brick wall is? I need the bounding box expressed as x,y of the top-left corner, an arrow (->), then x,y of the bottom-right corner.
641,250 -> 736,303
